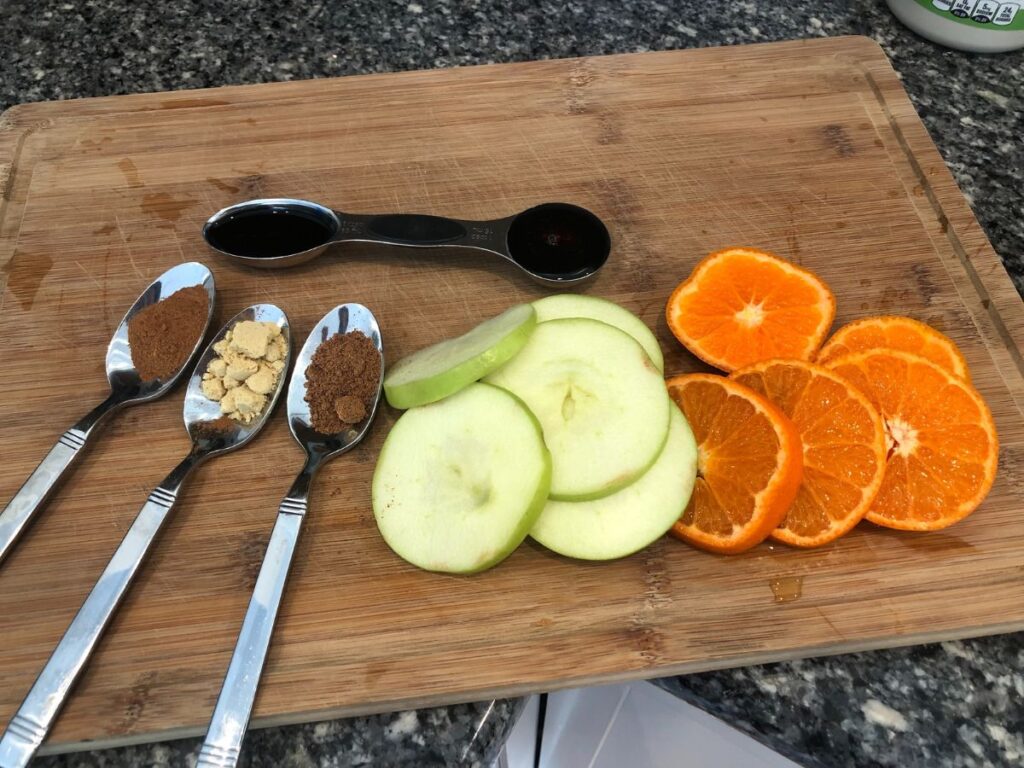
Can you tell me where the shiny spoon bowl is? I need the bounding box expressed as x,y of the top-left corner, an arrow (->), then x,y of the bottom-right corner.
0,261 -> 215,566
203,197 -> 611,287
198,303 -> 383,768
0,304 -> 290,768
183,304 -> 294,452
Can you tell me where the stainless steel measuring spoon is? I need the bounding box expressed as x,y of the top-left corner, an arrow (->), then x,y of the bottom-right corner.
197,303 -> 383,768
202,197 -> 611,286
0,262 -> 215,567
0,304 -> 291,768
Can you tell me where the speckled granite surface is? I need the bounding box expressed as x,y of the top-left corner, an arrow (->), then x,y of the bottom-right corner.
3,1 -> 1022,767
33,699 -> 524,768
656,637 -> 1024,768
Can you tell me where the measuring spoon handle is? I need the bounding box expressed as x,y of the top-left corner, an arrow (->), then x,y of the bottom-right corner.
0,391 -> 123,566
198,468 -> 313,768
0,453 -> 198,768
334,211 -> 510,255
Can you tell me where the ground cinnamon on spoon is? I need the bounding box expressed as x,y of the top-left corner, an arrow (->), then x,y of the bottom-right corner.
304,331 -> 381,434
127,284 -> 208,380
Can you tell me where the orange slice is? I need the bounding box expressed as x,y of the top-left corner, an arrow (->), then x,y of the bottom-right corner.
825,350 -> 998,530
666,247 -> 836,372
732,360 -> 886,547
818,315 -> 969,381
666,374 -> 803,554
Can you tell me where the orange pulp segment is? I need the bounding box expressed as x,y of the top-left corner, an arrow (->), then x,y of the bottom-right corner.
666,373 -> 803,554
732,359 -> 886,547
824,350 -> 997,530
666,247 -> 836,372
817,315 -> 969,380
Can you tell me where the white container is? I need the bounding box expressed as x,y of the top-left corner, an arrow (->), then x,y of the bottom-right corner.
887,0 -> 1024,51
529,683 -> 801,768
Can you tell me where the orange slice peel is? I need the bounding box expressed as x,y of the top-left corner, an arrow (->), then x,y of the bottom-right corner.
666,247 -> 835,372
824,350 -> 997,530
817,315 -> 969,381
666,373 -> 803,554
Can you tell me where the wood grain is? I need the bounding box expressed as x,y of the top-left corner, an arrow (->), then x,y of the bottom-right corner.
1,36 -> 1021,754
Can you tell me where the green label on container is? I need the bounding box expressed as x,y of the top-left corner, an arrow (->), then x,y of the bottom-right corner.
911,0 -> 1024,29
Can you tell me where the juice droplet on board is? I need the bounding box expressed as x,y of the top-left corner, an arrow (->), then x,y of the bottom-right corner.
769,576 -> 804,603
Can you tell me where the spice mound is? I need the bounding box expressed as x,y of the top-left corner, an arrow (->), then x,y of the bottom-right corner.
305,331 -> 381,434
202,320 -> 287,424
127,284 -> 208,381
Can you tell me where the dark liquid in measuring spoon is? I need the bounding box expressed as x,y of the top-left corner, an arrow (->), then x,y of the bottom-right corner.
205,207 -> 335,258
506,203 -> 610,280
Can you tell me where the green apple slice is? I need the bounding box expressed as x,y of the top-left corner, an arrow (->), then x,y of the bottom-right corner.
532,294 -> 664,372
384,303 -> 537,409
485,318 -> 671,501
530,404 -> 697,560
371,383 -> 551,573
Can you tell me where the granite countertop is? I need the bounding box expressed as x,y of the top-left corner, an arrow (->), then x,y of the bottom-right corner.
4,1 -> 1022,767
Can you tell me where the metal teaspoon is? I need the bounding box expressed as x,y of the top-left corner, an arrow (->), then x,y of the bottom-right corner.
0,304 -> 291,768
197,303 -> 383,768
0,261 -> 215,566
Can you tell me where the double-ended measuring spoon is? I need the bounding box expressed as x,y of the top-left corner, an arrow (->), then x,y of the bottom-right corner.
203,198 -> 611,287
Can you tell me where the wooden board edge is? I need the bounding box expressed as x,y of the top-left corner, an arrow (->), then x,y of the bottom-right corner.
35,614 -> 1024,757
836,37 -> 1024,381
0,36 -> 885,124
0,105 -> 47,289
0,106 -> 35,216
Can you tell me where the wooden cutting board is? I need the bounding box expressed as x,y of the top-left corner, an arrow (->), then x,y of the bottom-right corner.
1,36 -> 1022,754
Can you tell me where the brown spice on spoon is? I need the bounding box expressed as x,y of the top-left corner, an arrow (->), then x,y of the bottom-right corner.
334,395 -> 366,424
304,331 -> 381,434
192,415 -> 236,440
127,284 -> 208,380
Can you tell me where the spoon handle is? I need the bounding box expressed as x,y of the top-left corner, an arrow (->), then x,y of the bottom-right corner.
0,453 -> 198,768
198,469 -> 313,768
335,212 -> 510,255
0,392 -> 122,566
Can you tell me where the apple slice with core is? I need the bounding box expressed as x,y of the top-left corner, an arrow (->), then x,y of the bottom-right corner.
530,403 -> 697,560
383,303 -> 537,409
532,294 -> 665,372
485,318 -> 671,501
371,383 -> 551,573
